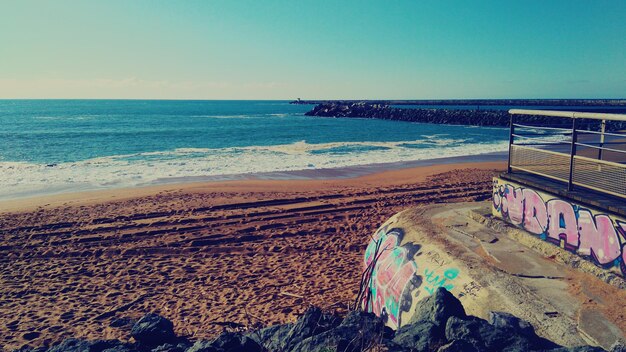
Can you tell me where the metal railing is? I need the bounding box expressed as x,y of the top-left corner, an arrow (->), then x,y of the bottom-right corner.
508,109 -> 626,199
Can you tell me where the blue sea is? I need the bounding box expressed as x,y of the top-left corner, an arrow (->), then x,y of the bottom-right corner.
0,100 -> 510,199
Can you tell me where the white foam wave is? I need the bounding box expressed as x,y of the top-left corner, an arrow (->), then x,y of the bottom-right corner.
0,139 -> 509,200
188,114 -> 255,119
189,113 -> 296,119
32,115 -> 98,121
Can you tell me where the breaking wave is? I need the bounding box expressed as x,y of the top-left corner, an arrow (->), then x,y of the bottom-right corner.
0,139 -> 508,200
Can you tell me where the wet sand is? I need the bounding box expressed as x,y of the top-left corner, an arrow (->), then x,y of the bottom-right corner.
0,161 -> 504,350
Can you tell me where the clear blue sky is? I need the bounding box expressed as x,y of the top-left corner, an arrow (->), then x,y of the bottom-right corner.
1,0 -> 625,99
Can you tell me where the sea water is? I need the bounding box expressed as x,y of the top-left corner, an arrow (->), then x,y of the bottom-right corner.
0,100 -> 510,199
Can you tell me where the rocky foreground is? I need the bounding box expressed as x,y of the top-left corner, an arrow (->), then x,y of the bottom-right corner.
12,289 -> 624,352
304,102 -> 626,130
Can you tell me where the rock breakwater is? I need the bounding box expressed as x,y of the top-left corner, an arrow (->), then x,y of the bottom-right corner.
304,102 -> 626,130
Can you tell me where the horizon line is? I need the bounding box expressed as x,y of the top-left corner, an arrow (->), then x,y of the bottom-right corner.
1,98 -> 625,101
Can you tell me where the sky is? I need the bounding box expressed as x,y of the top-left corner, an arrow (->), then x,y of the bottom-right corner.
1,0 -> 625,100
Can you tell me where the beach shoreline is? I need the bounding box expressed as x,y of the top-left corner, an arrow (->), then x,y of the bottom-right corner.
0,152 -> 506,208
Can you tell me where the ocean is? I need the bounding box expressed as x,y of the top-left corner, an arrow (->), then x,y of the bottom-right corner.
0,100 -> 510,200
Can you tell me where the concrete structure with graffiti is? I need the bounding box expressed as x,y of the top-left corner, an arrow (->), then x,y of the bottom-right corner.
360,209 -> 488,331
359,110 -> 626,348
492,177 -> 626,278
360,203 -> 625,348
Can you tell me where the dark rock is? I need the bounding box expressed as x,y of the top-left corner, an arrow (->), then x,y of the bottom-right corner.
109,317 -> 135,329
437,339 -> 479,352
101,344 -> 136,352
339,310 -> 384,337
11,346 -> 46,352
382,326 -> 395,340
445,316 -> 532,352
46,338 -> 122,352
101,346 -> 135,352
488,311 -> 560,350
281,306 -> 341,350
10,347 -> 33,352
151,342 -> 186,352
130,313 -> 176,346
381,340 -> 411,352
489,311 -> 534,337
46,338 -> 92,352
290,310 -> 385,352
549,347 -> 606,352
246,323 -> 293,351
335,310 -> 385,350
408,287 -> 466,327
89,340 -> 126,352
209,331 -> 263,352
289,328 -> 357,352
184,341 -> 217,352
392,320 -> 446,351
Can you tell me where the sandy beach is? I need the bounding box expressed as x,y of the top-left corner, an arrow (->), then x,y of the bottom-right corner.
0,161 -> 504,350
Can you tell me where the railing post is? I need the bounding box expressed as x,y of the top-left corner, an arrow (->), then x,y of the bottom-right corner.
507,114 -> 514,174
568,118 -> 578,191
598,119 -> 606,161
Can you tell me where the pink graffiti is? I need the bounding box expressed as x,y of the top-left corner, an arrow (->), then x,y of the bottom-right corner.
502,185 -> 524,225
547,199 -> 580,249
522,188 -> 548,235
374,244 -> 413,291
493,183 -> 626,276
362,228 -> 418,329
578,211 -> 622,265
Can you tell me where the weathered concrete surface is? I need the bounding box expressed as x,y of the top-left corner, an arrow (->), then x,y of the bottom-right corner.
363,202 -> 626,350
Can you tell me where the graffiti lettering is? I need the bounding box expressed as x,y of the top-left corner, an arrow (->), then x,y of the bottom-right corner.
522,188 -> 548,235
362,226 -> 421,329
426,250 -> 447,267
423,267 -> 459,295
546,199 -> 580,249
493,179 -> 626,276
502,185 -> 524,225
458,281 -> 482,298
578,211 -> 622,265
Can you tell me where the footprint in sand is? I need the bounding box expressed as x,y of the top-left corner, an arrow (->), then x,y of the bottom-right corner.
6,320 -> 19,331
59,311 -> 74,321
22,331 -> 40,340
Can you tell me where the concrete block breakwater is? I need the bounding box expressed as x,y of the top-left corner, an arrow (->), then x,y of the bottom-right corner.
303,102 -> 626,129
